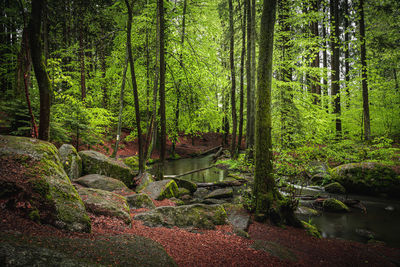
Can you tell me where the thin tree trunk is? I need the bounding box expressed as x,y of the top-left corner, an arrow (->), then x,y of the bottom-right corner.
125,0 -> 145,173
159,0 -> 166,165
29,0 -> 51,141
344,0 -> 350,108
254,0 -> 277,221
79,24 -> 86,100
330,0 -> 342,137
112,47 -> 129,158
359,0 -> 370,140
246,0 -> 253,153
237,0 -> 246,154
311,0 -> 320,104
229,0 -> 237,158
100,27 -> 107,108
322,6 -> 328,110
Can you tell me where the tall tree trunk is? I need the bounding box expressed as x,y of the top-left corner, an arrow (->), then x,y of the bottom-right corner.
29,0 -> 51,141
229,0 -> 237,158
359,0 -> 370,140
112,47 -> 129,158
254,0 -> 277,221
330,0 -> 341,137
246,0 -> 254,154
100,27 -> 107,108
311,0 -> 321,104
43,4 -> 49,64
237,0 -> 246,154
79,24 -> 86,100
159,0 -> 166,164
344,0 -> 350,109
125,0 -> 145,173
322,5 -> 328,110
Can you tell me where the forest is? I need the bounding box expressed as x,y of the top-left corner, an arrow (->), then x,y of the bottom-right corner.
0,0 -> 400,266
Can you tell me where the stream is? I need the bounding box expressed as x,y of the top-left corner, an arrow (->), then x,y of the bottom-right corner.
161,156 -> 400,248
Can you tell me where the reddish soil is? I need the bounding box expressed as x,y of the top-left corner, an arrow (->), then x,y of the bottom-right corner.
80,131 -> 243,159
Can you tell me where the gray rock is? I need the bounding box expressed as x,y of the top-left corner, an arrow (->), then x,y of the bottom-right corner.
58,144 -> 82,180
178,187 -> 191,197
143,179 -> 179,200
205,188 -> 233,199
77,187 -> 131,225
322,198 -> 349,213
74,174 -> 133,195
172,178 -> 197,193
324,182 -> 346,194
202,198 -> 227,205
0,135 -> 91,233
79,150 -> 135,187
135,172 -> 155,192
126,193 -> 156,209
193,188 -> 210,199
134,204 -> 227,229
251,240 -> 297,262
224,204 -> 251,232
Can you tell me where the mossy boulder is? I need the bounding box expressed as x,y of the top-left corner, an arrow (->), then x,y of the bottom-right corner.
205,188 -> 233,199
324,182 -> 346,194
172,178 -> 197,193
295,206 -> 320,216
223,203 -> 251,232
331,162 -> 400,197
79,150 -> 136,187
301,221 -> 322,238
135,172 -> 154,192
77,187 -> 131,225
122,156 -> 139,170
134,204 -> 228,229
58,144 -> 82,180
0,135 -> 91,233
322,198 -> 350,213
74,174 -> 134,196
178,188 -> 191,197
126,193 -> 156,209
143,179 -> 179,200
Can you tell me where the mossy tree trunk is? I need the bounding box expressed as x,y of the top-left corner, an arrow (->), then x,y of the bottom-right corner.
245,0 -> 254,156
229,0 -> 237,159
254,0 -> 277,220
29,0 -> 51,141
158,0 -> 166,166
237,0 -> 246,155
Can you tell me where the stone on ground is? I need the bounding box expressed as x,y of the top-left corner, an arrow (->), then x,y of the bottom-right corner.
322,198 -> 349,213
74,174 -> 133,196
205,188 -> 233,199
223,204 -> 251,232
77,187 -> 131,225
172,178 -> 198,193
58,144 -> 82,180
324,182 -> 346,194
143,179 -> 179,200
135,172 -> 154,192
79,150 -> 136,187
126,193 -> 156,209
134,204 -> 227,229
0,135 -> 91,232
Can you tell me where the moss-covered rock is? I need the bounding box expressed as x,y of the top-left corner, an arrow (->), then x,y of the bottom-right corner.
134,204 -> 228,229
205,188 -> 233,199
122,156 -> 139,170
223,203 -> 251,232
295,206 -> 320,216
74,174 -> 134,196
135,172 -> 154,192
79,150 -> 136,187
58,144 -> 82,180
143,179 -> 179,200
0,135 -> 91,233
331,162 -> 400,197
301,221 -> 322,238
178,187 -> 191,197
77,187 -> 131,225
322,198 -> 350,213
324,182 -> 346,194
172,178 -> 197,193
126,193 -> 156,209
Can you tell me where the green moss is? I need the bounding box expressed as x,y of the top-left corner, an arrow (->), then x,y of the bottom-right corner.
323,198 -> 349,212
301,221 -> 321,238
159,180 -> 179,199
29,208 -> 40,222
324,182 -> 346,194
122,156 -> 139,170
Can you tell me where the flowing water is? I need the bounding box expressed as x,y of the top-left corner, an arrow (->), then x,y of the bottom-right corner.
162,156 -> 400,248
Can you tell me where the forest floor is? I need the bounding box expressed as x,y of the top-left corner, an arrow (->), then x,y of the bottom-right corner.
2,204 -> 400,266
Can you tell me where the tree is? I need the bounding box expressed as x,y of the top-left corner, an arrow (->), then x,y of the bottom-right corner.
237,0 -> 246,155
254,0 -> 277,220
359,0 -> 370,140
159,0 -> 166,165
246,0 -> 254,155
229,0 -> 237,158
330,0 -> 342,137
125,0 -> 145,173
29,0 -> 51,141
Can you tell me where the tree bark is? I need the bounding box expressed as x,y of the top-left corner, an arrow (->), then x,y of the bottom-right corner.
254,0 -> 277,220
159,0 -> 166,164
229,0 -> 237,158
246,0 -> 254,155
311,0 -> 321,104
359,0 -> 370,140
125,0 -> 145,173
344,0 -> 350,108
237,0 -> 246,155
79,24 -> 86,100
29,0 -> 51,141
330,0 -> 342,137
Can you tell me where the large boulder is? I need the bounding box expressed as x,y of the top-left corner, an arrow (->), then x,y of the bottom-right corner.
0,135 -> 91,232
322,198 -> 349,213
77,187 -> 131,225
79,150 -> 136,187
205,188 -> 233,199
172,178 -> 197,193
143,179 -> 179,200
74,174 -> 134,196
134,204 -> 227,229
223,204 -> 251,232
331,162 -> 400,197
58,144 -> 82,180
324,182 -> 346,194
126,193 -> 156,209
